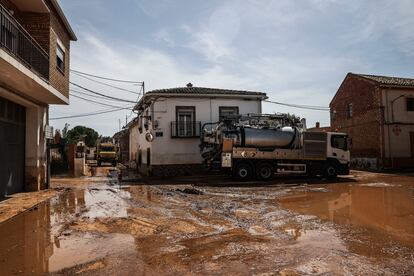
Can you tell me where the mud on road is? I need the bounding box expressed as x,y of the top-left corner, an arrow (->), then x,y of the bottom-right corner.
0,168 -> 413,275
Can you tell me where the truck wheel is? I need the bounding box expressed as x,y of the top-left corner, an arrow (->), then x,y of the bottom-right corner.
324,163 -> 338,179
234,163 -> 253,181
256,162 -> 274,181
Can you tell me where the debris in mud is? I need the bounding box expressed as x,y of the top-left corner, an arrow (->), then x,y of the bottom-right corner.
75,260 -> 106,274
177,187 -> 204,195
1,168 -> 413,275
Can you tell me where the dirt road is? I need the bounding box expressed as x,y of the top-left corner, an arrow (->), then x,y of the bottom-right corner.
0,168 -> 413,275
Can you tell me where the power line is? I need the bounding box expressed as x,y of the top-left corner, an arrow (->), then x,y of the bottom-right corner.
70,82 -> 137,103
71,69 -> 143,84
50,106 -> 134,120
71,71 -> 142,95
70,89 -> 127,102
70,93 -> 133,109
264,100 -> 330,111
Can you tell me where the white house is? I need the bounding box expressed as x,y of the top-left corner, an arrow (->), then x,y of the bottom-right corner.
132,84 -> 267,176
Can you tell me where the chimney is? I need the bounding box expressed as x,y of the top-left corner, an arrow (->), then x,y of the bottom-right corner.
315,122 -> 320,128
186,82 -> 193,88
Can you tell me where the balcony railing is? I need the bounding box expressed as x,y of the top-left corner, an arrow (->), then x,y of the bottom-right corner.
0,5 -> 49,80
171,121 -> 201,138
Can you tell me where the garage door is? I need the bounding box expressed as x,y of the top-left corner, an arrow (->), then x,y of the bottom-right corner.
0,97 -> 25,198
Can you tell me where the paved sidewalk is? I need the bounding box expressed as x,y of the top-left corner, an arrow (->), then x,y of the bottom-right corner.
0,189 -> 58,224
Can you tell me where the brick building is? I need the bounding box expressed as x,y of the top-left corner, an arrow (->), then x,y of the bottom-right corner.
330,73 -> 414,170
0,0 -> 76,198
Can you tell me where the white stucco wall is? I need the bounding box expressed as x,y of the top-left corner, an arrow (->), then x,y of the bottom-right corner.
136,96 -> 262,166
129,124 -> 139,163
382,88 -> 414,158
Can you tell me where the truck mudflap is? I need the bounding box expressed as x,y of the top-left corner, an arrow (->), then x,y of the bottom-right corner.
338,162 -> 350,175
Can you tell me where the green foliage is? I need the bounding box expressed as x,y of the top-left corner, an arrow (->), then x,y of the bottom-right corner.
286,113 -> 301,124
99,136 -> 113,143
66,125 -> 99,147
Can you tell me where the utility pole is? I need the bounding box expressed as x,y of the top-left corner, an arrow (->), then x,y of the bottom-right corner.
118,119 -> 121,131
125,115 -> 127,127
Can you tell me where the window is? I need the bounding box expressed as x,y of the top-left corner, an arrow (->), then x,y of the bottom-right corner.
56,44 -> 65,73
347,103 -> 353,119
176,106 -> 195,137
219,106 -> 239,120
331,135 -> 348,151
407,98 -> 414,111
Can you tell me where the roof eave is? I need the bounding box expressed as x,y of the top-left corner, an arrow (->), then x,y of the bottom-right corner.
379,84 -> 414,90
144,92 -> 267,99
50,0 -> 77,41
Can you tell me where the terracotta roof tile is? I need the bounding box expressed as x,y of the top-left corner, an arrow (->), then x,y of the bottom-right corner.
145,86 -> 267,97
356,74 -> 414,87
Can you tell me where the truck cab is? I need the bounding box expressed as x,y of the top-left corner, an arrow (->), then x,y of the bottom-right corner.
96,143 -> 118,167
326,132 -> 350,175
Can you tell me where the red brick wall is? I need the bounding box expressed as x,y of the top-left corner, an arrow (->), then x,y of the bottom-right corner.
45,0 -> 70,98
0,0 -> 18,15
20,12 -> 50,53
1,0 -> 71,98
330,74 -> 382,159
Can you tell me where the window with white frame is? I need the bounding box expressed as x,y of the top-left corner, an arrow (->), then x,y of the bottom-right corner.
56,39 -> 65,73
176,106 -> 195,137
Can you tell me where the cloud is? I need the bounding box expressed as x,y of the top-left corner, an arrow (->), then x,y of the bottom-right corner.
182,4 -> 241,62
54,0 -> 414,136
50,32 -> 255,135
339,0 -> 414,56
153,29 -> 175,48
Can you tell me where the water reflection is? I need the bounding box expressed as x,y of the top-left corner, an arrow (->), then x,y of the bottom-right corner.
0,202 -> 52,275
279,183 -> 414,248
0,187 -> 130,274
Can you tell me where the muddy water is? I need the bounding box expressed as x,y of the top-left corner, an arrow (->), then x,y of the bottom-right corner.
0,170 -> 413,275
279,173 -> 414,258
0,172 -> 136,274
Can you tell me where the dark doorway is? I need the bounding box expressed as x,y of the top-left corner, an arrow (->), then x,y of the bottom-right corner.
0,97 -> 25,198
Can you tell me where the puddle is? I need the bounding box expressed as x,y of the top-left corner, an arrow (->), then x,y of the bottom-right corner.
0,183 -> 134,274
279,181 -> 414,256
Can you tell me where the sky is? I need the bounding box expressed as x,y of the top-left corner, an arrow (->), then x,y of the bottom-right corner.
50,0 -> 414,136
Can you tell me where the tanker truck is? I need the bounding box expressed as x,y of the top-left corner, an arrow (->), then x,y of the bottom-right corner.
200,114 -> 350,180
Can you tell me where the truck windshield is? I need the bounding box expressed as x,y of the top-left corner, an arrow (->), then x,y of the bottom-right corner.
331,135 -> 347,151
101,147 -> 115,151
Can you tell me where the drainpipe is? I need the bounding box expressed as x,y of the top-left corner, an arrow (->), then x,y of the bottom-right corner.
385,90 -> 393,169
46,106 -> 50,189
389,93 -> 405,169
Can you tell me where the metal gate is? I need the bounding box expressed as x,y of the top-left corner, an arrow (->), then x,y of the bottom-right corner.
0,97 -> 25,198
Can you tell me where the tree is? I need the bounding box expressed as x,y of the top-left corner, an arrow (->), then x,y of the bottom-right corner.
66,126 -> 99,147
99,136 -> 113,143
62,123 -> 70,138
286,113 -> 301,125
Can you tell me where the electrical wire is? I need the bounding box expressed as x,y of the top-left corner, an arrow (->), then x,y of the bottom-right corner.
70,69 -> 143,84
264,100 -> 330,111
126,85 -> 143,120
70,82 -> 137,103
50,106 -> 134,120
70,93 -> 133,109
70,89 -> 127,102
71,71 -> 142,95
